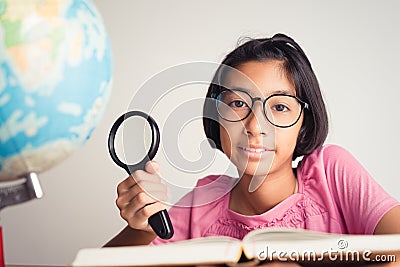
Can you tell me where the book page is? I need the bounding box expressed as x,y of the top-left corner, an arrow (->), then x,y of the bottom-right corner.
72,236 -> 243,266
241,228 -> 400,263
243,227 -> 328,241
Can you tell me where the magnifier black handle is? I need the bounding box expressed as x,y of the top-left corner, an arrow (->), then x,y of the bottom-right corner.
108,111 -> 174,240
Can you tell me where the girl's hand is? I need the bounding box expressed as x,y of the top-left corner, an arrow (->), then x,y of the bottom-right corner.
115,160 -> 168,233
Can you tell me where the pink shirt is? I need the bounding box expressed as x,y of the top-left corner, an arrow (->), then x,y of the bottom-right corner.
152,145 -> 399,245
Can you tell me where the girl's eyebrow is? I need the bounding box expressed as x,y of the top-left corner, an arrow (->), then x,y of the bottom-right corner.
270,89 -> 296,96
227,87 -> 296,97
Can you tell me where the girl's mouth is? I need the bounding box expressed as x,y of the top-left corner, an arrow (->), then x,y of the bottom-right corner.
241,147 -> 268,152
238,146 -> 275,158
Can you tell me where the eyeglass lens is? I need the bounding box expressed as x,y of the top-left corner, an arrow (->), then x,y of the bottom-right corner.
216,90 -> 303,127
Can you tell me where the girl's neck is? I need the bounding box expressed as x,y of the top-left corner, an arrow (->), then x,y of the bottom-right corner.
229,166 -> 298,216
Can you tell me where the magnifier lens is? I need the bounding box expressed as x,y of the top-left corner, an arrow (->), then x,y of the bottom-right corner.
114,116 -> 152,166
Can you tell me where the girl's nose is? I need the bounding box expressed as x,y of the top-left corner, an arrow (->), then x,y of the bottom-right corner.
244,101 -> 271,136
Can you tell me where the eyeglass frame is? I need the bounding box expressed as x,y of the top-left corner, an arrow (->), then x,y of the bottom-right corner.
212,88 -> 310,128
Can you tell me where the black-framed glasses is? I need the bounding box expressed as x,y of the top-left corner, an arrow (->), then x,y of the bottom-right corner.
213,89 -> 309,128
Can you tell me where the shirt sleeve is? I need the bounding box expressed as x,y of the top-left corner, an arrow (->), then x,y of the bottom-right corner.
322,145 -> 400,234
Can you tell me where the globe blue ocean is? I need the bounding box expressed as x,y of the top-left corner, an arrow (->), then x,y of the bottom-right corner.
0,0 -> 113,180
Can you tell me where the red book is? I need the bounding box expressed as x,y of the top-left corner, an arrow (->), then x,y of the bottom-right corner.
0,227 -> 4,267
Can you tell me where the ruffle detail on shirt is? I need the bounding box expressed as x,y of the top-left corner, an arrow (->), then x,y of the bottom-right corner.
204,197 -> 327,239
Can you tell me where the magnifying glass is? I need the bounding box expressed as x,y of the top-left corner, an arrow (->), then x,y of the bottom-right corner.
108,111 -> 174,240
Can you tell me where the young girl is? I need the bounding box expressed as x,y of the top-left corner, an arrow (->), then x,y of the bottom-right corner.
105,33 -> 400,265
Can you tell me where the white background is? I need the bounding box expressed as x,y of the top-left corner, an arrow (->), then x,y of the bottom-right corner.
3,0 -> 400,264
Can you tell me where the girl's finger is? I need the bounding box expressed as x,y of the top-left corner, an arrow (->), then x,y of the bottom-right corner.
116,175 -> 138,194
116,181 -> 167,209
135,202 -> 167,225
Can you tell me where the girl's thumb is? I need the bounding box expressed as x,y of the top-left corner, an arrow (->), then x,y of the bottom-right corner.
145,160 -> 160,174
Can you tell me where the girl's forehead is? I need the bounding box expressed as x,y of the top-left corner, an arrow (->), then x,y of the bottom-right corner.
222,61 -> 296,97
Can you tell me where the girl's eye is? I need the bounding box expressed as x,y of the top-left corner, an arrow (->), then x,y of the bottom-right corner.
229,100 -> 248,108
272,104 -> 288,112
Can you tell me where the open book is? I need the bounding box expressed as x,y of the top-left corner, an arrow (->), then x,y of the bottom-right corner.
72,227 -> 400,266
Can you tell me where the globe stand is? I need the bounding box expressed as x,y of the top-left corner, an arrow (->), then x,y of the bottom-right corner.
0,173 -> 43,266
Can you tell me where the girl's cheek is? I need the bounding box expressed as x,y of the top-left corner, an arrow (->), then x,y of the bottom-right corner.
276,124 -> 302,153
275,129 -> 295,152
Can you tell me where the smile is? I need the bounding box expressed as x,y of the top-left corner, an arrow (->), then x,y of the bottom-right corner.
238,146 -> 275,158
241,147 -> 269,152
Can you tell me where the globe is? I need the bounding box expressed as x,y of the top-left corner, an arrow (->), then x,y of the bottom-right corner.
0,0 -> 113,181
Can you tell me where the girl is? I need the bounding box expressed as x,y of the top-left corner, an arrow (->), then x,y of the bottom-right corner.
105,33 -> 400,265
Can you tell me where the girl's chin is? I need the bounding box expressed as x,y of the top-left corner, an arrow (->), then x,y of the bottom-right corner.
229,151 -> 275,176
236,154 -> 274,166
235,161 -> 275,177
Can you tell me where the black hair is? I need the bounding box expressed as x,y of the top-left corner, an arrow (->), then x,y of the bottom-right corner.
202,33 -> 329,159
